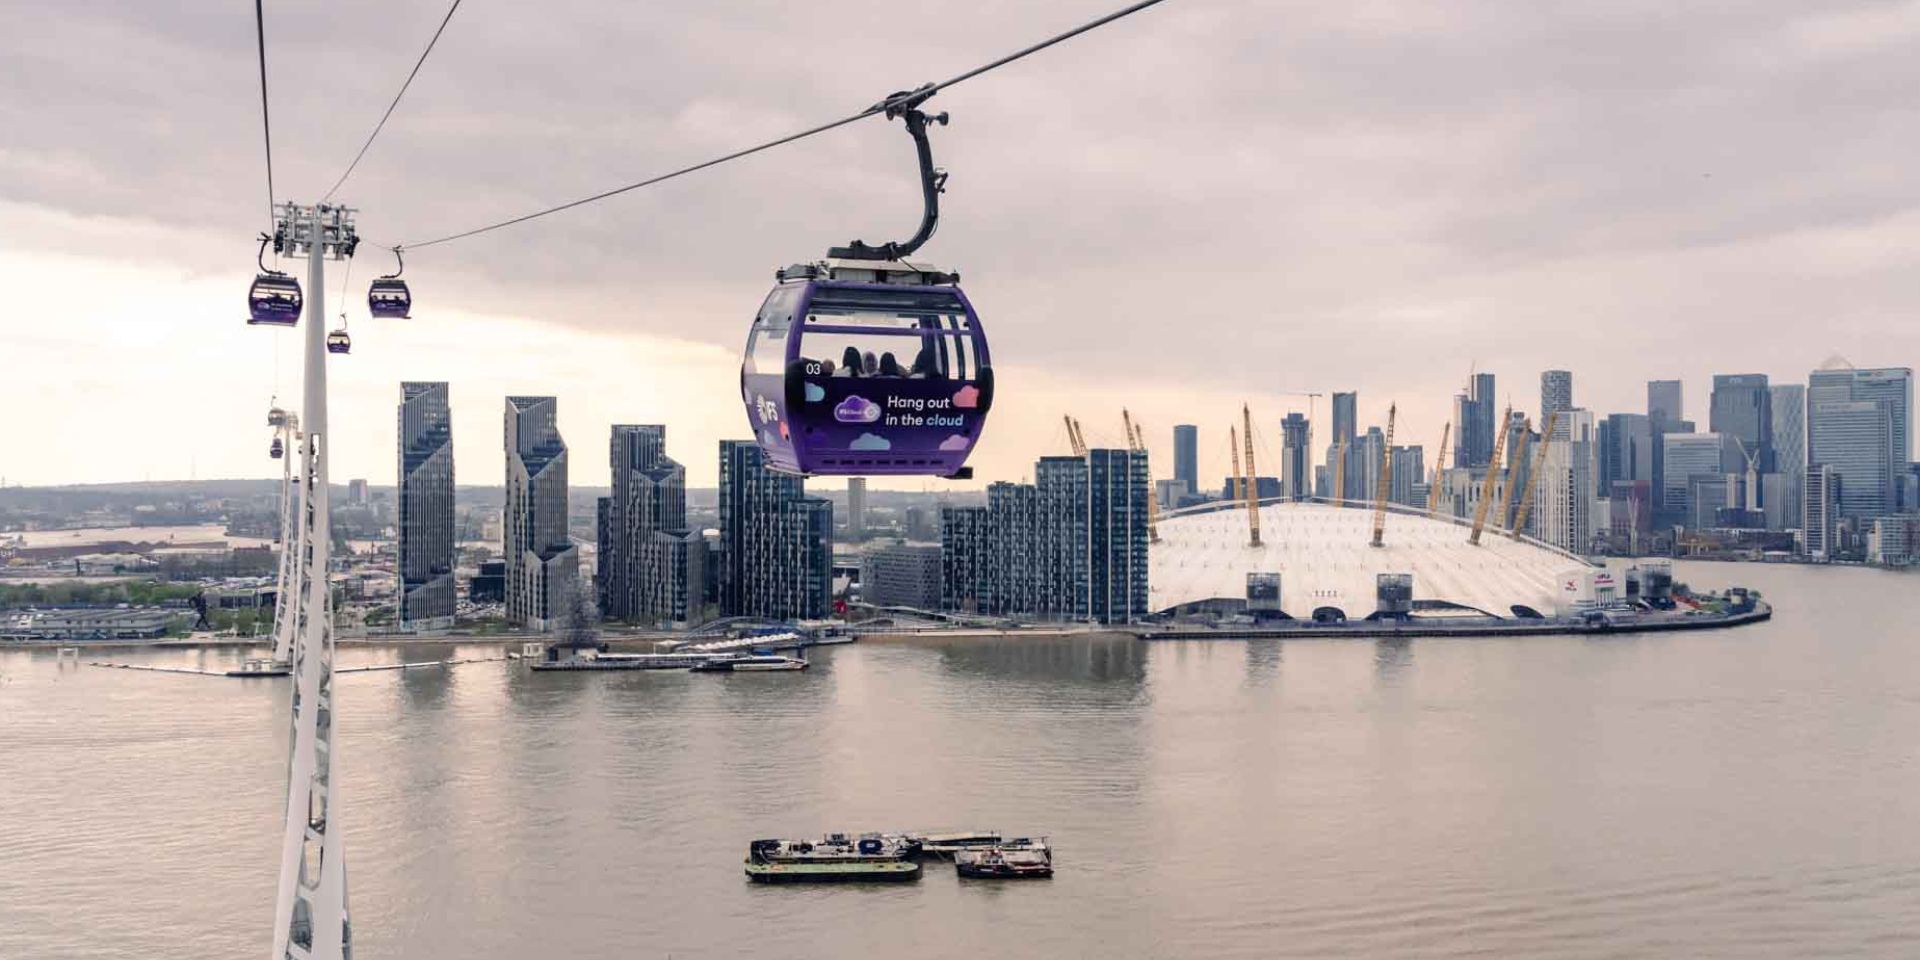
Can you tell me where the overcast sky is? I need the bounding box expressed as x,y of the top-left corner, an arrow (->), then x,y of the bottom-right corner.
2,0 -> 1916,491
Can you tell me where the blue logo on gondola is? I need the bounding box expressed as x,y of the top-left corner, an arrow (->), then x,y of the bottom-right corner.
804,383 -> 826,402
850,433 -> 891,451
834,395 -> 881,423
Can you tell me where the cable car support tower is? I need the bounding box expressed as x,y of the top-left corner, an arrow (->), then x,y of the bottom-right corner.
270,201 -> 356,960
267,407 -> 304,666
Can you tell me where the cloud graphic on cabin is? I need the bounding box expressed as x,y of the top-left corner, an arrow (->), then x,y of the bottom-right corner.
834,395 -> 881,423
938,433 -> 971,452
849,432 -> 892,451
803,383 -> 825,403
951,385 -> 980,409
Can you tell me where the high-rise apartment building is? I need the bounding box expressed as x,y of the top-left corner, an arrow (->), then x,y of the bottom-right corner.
940,449 -> 1147,624
396,382 -> 454,628
1088,448 -> 1152,624
1326,391 -> 1361,500
1172,424 -> 1199,499
1535,410 -> 1594,552
1540,370 -> 1574,439
505,396 -> 578,629
717,440 -> 831,621
863,543 -> 943,610
1804,464 -> 1841,560
598,425 -> 702,625
846,477 -> 868,539
1279,413 -> 1311,501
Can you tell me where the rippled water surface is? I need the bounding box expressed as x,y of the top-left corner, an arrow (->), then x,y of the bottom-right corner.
3,562 -> 1918,959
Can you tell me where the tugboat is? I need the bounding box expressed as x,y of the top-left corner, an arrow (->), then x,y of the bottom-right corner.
955,840 -> 1053,879
744,834 -> 921,884
691,653 -> 809,673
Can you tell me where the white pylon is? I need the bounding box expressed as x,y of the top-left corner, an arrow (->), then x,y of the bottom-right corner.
268,408 -> 303,666
271,202 -> 353,960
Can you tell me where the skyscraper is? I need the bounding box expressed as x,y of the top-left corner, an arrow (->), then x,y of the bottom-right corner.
1540,370 -> 1573,439
1088,448 -> 1152,624
1648,379 -> 1684,424
1535,409 -> 1594,552
1804,464 -> 1841,560
1279,413 -> 1311,500
717,440 -> 832,620
1327,391 -> 1360,500
1809,363 -> 1912,510
1809,400 -> 1895,521
505,396 -> 577,629
1331,392 -> 1357,447
1172,424 -> 1199,499
396,382 -> 454,628
1662,432 -> 1739,528
1769,384 -> 1806,530
846,477 -> 868,539
598,425 -> 701,625
1598,413 -> 1654,492
1710,373 -> 1773,476
1454,373 -> 1498,468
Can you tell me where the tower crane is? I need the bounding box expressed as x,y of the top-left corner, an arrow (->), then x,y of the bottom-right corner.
1510,410 -> 1560,540
1241,404 -> 1262,547
1468,404 -> 1513,546
1496,417 -> 1533,534
1121,409 -> 1161,544
1429,420 -> 1451,519
1063,414 -> 1087,457
1370,403 -> 1397,548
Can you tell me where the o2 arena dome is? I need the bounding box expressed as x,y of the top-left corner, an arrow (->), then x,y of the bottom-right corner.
1150,500 -> 1598,620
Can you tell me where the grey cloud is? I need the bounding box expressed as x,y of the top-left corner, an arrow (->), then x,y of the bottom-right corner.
4,0 -> 1916,410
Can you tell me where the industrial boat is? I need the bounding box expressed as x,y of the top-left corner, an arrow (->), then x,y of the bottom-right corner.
909,830 -> 1005,858
955,842 -> 1053,879
745,835 -> 921,884
691,654 -> 809,672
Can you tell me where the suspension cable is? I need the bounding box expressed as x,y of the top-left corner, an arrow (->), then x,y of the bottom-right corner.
253,0 -> 276,228
394,0 -> 1171,250
322,0 -> 466,203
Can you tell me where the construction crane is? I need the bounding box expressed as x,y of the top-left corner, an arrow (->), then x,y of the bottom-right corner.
1467,403 -> 1513,546
1241,404 -> 1262,547
1429,420 -> 1451,519
1736,438 -> 1761,511
1496,417 -> 1533,533
1063,414 -> 1087,457
1121,409 -> 1161,544
1510,410 -> 1560,540
1370,403 -> 1397,548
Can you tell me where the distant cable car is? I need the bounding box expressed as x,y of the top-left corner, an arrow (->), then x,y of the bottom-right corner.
248,233 -> 302,327
327,329 -> 351,354
367,247 -> 411,319
270,437 -> 284,459
740,88 -> 990,479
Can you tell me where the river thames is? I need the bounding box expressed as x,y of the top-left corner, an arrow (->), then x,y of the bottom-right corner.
3,561 -> 1917,959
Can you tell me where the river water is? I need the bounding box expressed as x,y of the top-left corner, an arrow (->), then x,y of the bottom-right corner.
3,562 -> 1917,959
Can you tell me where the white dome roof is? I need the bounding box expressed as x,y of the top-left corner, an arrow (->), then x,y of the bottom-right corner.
1150,500 -> 1593,617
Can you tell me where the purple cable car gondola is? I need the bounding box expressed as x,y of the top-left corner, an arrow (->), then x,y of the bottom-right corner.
368,247 -> 411,319
248,232 -> 302,327
739,86 -> 990,479
326,329 -> 351,354
270,437 -> 284,459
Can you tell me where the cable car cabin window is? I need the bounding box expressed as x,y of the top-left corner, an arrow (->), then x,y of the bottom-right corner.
745,285 -> 802,375
797,328 -> 972,381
